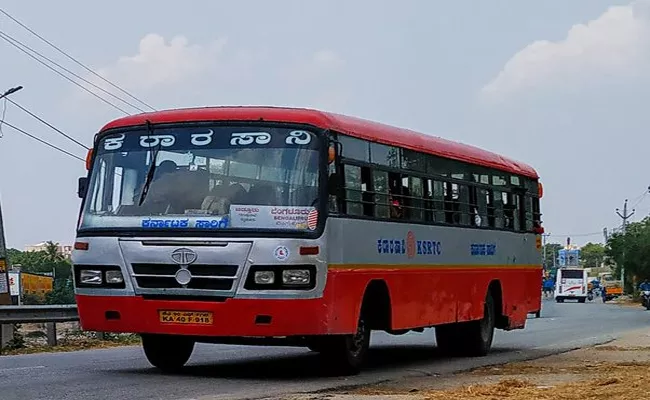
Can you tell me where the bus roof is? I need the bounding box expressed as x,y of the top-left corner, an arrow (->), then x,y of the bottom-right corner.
100,106 -> 539,179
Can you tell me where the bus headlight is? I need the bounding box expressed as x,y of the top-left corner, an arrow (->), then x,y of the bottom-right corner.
79,269 -> 102,285
105,270 -> 124,284
282,269 -> 310,285
254,271 -> 275,285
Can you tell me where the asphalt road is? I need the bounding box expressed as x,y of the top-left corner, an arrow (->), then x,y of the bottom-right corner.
1,298 -> 648,400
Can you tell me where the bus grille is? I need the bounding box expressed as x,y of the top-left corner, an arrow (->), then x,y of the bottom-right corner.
131,263 -> 238,292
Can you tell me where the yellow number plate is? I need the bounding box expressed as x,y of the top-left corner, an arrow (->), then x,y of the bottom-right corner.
159,310 -> 213,325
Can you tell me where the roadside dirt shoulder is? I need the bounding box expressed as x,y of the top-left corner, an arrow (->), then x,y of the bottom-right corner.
285,328 -> 650,400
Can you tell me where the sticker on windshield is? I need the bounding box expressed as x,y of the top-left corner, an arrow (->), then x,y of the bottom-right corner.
285,130 -> 312,145
141,218 -> 190,228
230,132 -> 271,146
229,205 -> 317,230
274,245 -> 289,261
194,216 -> 229,229
140,216 -> 229,229
307,209 -> 318,230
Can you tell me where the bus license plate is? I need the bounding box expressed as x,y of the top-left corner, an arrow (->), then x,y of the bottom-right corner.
159,310 -> 213,325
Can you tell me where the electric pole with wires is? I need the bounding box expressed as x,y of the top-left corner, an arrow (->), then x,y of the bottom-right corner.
0,85 -> 23,306
616,199 -> 635,294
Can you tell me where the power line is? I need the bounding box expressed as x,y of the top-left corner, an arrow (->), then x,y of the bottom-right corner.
5,98 -> 88,150
0,30 -> 139,114
0,7 -> 156,112
0,31 -> 131,115
630,186 -> 650,210
547,231 -> 604,238
0,119 -> 84,162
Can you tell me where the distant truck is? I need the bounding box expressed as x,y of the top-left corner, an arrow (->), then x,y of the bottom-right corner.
599,272 -> 623,301
555,268 -> 588,303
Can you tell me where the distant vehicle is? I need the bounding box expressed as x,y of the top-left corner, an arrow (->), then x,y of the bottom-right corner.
599,272 -> 623,301
555,268 -> 588,303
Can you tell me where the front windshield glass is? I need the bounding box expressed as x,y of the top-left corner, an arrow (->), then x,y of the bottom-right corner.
79,125 -> 321,232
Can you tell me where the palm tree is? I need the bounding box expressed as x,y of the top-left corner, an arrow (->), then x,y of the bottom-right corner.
44,241 -> 64,263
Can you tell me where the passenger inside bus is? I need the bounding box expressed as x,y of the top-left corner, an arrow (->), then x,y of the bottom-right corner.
388,178 -> 409,219
201,182 -> 248,215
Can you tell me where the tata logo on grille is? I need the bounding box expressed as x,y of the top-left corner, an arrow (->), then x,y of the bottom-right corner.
171,248 -> 197,265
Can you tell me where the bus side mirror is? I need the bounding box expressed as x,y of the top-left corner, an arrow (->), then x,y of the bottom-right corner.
78,177 -> 88,199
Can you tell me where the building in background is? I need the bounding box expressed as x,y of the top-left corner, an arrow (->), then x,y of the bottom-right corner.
24,242 -> 72,258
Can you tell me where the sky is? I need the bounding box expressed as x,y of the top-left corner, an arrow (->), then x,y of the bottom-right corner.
1,0 -> 648,249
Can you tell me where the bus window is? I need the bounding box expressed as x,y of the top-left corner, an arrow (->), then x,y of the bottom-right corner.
408,176 -> 424,221
344,164 -> 364,216
373,170 -> 390,218
493,190 -> 504,228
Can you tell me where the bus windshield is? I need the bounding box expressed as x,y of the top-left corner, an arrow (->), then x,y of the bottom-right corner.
79,125 -> 322,233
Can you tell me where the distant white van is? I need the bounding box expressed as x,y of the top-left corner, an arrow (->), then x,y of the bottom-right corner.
555,268 -> 588,303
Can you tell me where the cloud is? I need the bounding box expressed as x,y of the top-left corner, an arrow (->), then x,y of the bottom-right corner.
98,33 -> 228,91
64,34 -> 347,117
480,0 -> 650,102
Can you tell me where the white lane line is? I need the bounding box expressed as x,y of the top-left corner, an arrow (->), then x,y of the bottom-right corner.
0,365 -> 46,372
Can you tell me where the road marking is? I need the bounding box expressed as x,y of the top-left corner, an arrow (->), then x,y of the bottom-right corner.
0,365 -> 46,372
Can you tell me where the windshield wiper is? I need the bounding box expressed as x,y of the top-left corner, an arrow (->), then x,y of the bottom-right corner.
137,120 -> 160,206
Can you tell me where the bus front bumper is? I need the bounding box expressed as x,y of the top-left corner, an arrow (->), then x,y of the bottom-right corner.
75,294 -> 333,337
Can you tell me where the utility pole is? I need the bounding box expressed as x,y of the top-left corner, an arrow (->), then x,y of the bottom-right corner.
0,86 -> 24,306
616,199 -> 635,294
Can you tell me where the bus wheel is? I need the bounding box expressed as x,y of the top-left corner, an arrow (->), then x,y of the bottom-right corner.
436,291 -> 496,357
321,312 -> 371,375
535,310 -> 541,318
464,291 -> 496,356
141,334 -> 194,373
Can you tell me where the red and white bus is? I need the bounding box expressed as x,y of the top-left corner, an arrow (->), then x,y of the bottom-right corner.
73,107 -> 544,375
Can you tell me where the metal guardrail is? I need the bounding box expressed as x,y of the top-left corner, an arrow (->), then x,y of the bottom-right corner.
0,305 -> 79,324
0,305 -> 82,349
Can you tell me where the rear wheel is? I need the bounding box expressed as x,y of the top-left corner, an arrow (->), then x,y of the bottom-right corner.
436,290 -> 496,357
141,334 -> 194,373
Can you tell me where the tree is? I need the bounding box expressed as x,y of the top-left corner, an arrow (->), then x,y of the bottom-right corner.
542,243 -> 563,270
43,241 -> 64,263
605,217 -> 650,291
580,242 -> 606,268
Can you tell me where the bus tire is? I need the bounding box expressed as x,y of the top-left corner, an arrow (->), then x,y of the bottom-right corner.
436,291 -> 496,357
321,309 -> 371,376
535,310 -> 541,318
463,290 -> 496,356
141,334 -> 194,373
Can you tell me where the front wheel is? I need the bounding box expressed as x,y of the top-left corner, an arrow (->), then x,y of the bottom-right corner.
320,312 -> 371,375
141,334 -> 195,373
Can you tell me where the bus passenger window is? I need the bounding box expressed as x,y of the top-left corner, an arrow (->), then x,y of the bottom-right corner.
408,176 -> 424,221
373,170 -> 390,218
344,164 -> 363,216
493,190 -> 504,228
503,192 -> 515,229
388,173 -> 405,219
